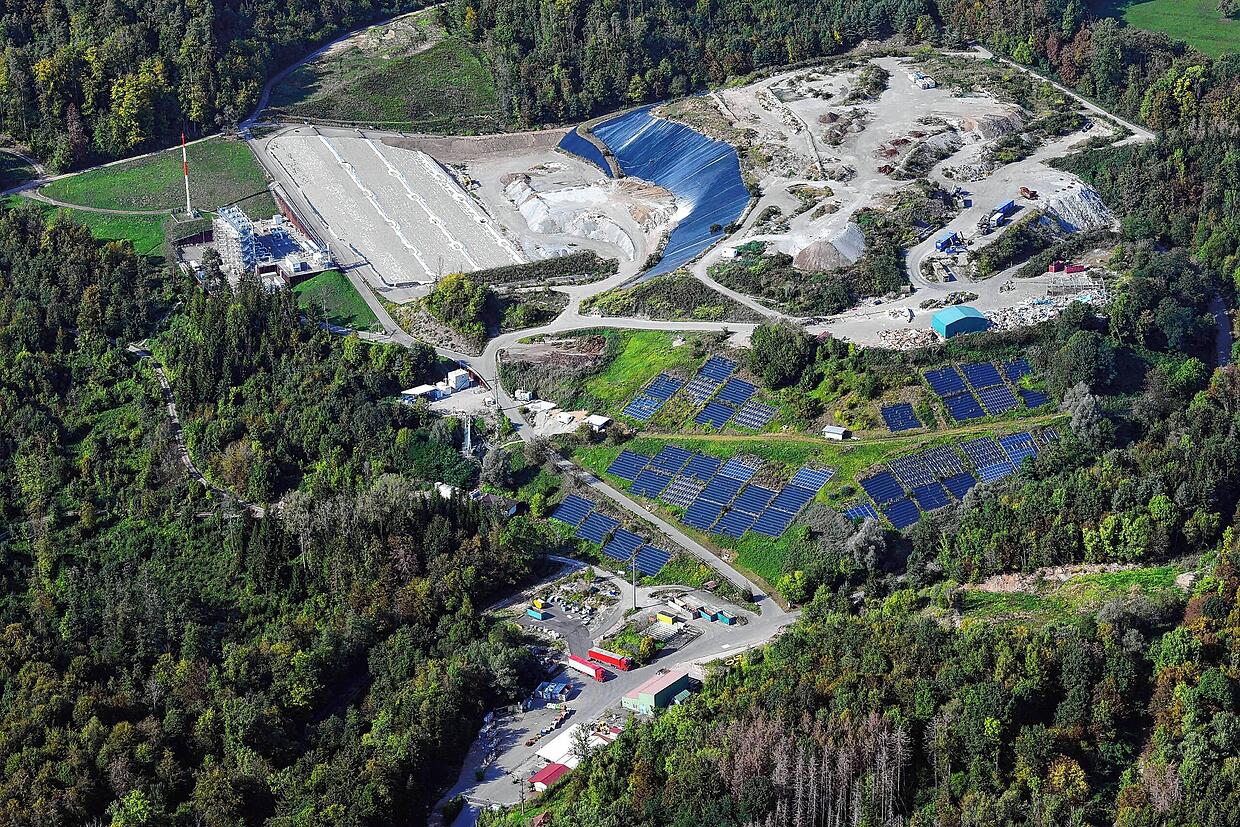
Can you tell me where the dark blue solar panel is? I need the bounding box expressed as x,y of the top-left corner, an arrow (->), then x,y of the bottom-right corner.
551,494 -> 595,526
576,512 -> 619,543
715,509 -> 757,538
634,546 -> 672,576
920,445 -> 967,478
1019,388 -> 1049,408
961,362 -> 1002,389
695,402 -> 735,428
622,393 -> 662,421
961,436 -> 1005,467
684,499 -> 725,531
943,472 -> 978,499
911,482 -> 951,512
978,462 -> 1016,483
770,485 -> 816,512
650,445 -> 693,474
630,469 -> 673,497
944,392 -> 985,422
881,403 -> 921,432
699,356 -> 738,382
701,475 -> 743,504
645,374 -> 684,401
752,507 -> 796,538
602,529 -> 643,561
1003,358 -> 1032,383
844,502 -> 879,521
716,378 -> 756,405
881,497 -> 921,530
978,384 -> 1020,415
607,450 -> 651,481
925,366 -> 966,397
683,453 -> 721,481
718,457 -> 758,481
860,472 -> 904,505
733,485 -> 777,514
888,454 -> 934,489
792,467 -> 835,491
734,400 -> 777,429
999,432 -> 1038,465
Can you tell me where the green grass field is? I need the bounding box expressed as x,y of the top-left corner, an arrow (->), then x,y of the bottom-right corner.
41,138 -> 274,218
961,564 -> 1185,624
1108,0 -> 1240,57
7,196 -> 169,259
583,332 -> 705,411
268,14 -> 503,133
292,270 -> 380,331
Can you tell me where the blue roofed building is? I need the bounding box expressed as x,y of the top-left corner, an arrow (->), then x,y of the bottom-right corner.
931,306 -> 991,339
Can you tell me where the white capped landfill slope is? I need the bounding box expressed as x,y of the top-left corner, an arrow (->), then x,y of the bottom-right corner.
1044,183 -> 1116,233
504,176 -> 637,259
267,135 -> 523,286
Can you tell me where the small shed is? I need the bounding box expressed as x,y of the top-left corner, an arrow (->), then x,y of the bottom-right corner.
531,762 -> 570,792
931,306 -> 991,339
586,414 -> 612,432
447,368 -> 472,391
401,384 -> 439,401
821,425 -> 852,441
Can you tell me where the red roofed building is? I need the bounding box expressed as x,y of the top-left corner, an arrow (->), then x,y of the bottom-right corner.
531,762 -> 570,792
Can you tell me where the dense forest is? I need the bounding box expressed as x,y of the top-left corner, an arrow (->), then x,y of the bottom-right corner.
503,539 -> 1239,826
0,203 -> 556,824
0,0 -> 427,167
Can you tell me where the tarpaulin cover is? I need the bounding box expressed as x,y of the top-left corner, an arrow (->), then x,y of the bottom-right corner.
593,106 -> 749,275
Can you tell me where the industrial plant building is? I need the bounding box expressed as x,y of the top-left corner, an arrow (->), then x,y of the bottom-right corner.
621,671 -> 693,715
932,306 -> 992,339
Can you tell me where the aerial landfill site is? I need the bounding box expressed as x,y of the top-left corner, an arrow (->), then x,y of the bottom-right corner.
245,50 -> 1124,346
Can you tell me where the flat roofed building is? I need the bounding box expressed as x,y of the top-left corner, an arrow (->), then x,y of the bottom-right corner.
621,670 -> 692,715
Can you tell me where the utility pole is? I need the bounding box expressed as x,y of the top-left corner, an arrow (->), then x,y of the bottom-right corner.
630,554 -> 638,612
181,131 -> 193,217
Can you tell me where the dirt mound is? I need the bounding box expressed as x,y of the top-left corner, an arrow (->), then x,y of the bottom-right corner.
1045,183 -> 1116,233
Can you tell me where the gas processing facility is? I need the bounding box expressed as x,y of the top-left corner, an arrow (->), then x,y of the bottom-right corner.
178,189 -> 332,291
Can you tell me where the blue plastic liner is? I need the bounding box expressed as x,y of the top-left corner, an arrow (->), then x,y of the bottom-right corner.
592,106 -> 749,275
557,129 -> 613,177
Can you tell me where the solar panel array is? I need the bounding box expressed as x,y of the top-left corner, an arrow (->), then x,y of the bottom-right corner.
700,356 -> 738,381
734,400 -> 777,430
925,359 -> 1051,422
607,450 -> 651,481
881,403 -> 922,432
621,373 -> 685,421
552,495 -> 675,576
851,425 -> 1056,530
651,445 -> 693,474
684,453 -> 721,481
791,467 -> 835,491
683,375 -> 722,404
719,457 -> 759,482
646,374 -> 684,400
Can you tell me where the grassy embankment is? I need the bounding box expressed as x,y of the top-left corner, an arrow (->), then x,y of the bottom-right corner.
5,196 -> 169,260
291,270 -> 380,331
267,12 -> 504,133
959,564 -> 1187,624
40,137 -> 274,219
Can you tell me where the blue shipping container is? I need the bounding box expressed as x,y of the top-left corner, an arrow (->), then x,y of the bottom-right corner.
935,231 -> 957,252
995,200 -> 1015,216
527,607 -> 549,620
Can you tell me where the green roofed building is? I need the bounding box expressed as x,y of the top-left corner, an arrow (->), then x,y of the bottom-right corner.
932,306 -> 991,338
621,670 -> 693,714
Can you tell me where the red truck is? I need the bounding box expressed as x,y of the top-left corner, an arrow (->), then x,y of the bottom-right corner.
587,647 -> 633,671
567,654 -> 606,682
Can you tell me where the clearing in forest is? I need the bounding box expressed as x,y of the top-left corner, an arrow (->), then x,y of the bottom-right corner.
1104,0 -> 1240,58
292,270 -> 381,331
266,11 -> 503,133
40,138 -> 274,218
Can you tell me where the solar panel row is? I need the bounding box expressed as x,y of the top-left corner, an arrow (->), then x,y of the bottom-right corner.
771,485 -> 816,513
978,384 -> 1019,415
576,512 -> 619,543
943,472 -> 977,499
752,507 -> 796,538
634,546 -> 672,576
881,403 -> 921,432
695,401 -> 735,428
844,502 -> 879,521
716,378 -> 756,406
715,509 -> 757,538
684,499 -> 724,531
860,471 -> 904,505
999,432 -> 1038,465
601,529 -> 643,562
621,393 -> 663,421
734,400 -> 777,430
683,453 -> 722,481
1003,358 -> 1032,383
978,461 -> 1016,483
791,467 -> 835,491
660,475 -> 704,507
911,482 -> 951,512
701,475 -> 743,504
718,457 -> 758,482
700,355 -> 738,381
551,494 -> 595,526
1019,388 -> 1049,408
645,374 -> 684,401
651,445 -> 693,474
733,485 -> 776,515
925,366 -> 966,397
631,469 -> 672,497
945,392 -> 985,422
960,436 -> 1005,467
881,497 -> 920,530
920,444 -> 968,477
682,375 -> 721,404
606,450 -> 651,481
961,362 -> 1002,389
888,454 -> 934,489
